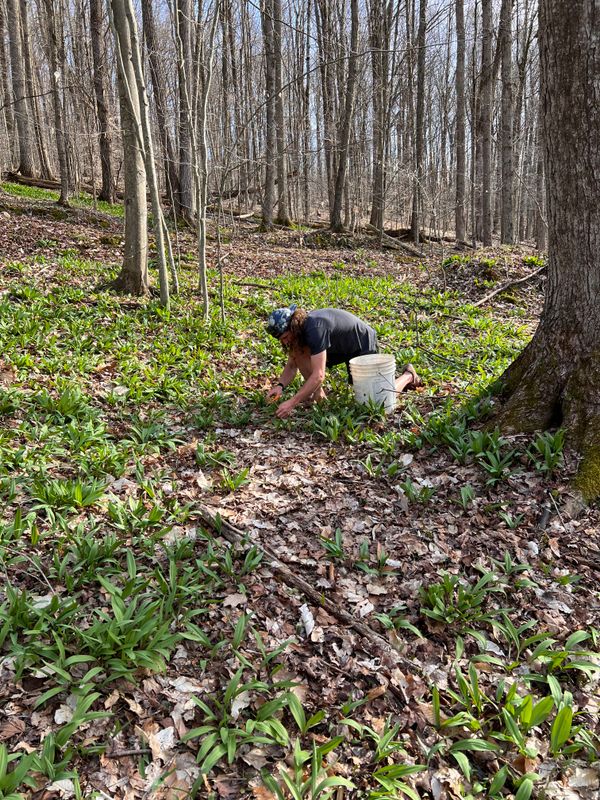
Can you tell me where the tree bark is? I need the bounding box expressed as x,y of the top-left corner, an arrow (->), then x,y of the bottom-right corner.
368,0 -> 392,232
0,0 -> 15,166
494,0 -> 600,499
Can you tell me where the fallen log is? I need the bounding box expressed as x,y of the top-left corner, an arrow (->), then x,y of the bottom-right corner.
365,224 -> 425,258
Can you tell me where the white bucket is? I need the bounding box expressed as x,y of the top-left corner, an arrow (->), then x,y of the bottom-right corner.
349,354 -> 397,414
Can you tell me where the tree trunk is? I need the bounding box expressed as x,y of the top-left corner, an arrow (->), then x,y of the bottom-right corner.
494,0 -> 600,499
176,0 -> 196,221
7,0 -> 35,176
140,0 -> 179,206
0,0 -> 15,167
480,0 -> 493,246
21,0 -> 52,179
499,0 -> 514,243
330,0 -> 358,233
454,0 -> 466,244
90,0 -> 115,203
43,0 -> 70,203
273,0 -> 290,226
410,0 -> 426,243
368,0 -> 391,232
108,0 -> 149,296
315,0 -> 336,213
122,0 -> 170,307
260,0 -> 276,229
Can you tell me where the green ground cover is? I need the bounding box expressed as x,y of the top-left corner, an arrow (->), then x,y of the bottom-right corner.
0,212 -> 598,798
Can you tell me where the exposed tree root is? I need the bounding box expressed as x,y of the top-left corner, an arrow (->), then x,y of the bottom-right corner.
493,339 -> 600,501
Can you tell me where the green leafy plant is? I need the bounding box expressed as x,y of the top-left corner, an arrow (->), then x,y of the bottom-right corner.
261,737 -> 353,800
527,429 -> 565,474
219,467 -> 250,492
419,571 -> 505,631
320,527 -> 345,561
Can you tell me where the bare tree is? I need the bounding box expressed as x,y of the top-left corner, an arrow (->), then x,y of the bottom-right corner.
107,0 -> 149,296
499,0 -> 514,243
260,0 -> 276,229
480,0 -> 493,246
330,0 -> 358,232
410,0 -> 426,242
454,0 -> 466,244
43,0 -> 71,204
90,0 -> 115,203
175,0 -> 196,221
141,0 -> 179,205
7,0 -> 35,176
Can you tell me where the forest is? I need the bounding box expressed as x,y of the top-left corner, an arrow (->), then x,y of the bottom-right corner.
0,0 -> 599,798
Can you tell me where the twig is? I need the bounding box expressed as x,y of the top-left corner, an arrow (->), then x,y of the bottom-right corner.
232,280 -> 273,290
471,266 -> 546,308
105,748 -> 151,759
0,544 -> 55,595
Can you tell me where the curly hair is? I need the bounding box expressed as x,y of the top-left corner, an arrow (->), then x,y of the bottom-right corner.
283,308 -> 308,349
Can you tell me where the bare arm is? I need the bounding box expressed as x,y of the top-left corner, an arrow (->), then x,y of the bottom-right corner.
266,353 -> 298,401
276,351 -> 326,418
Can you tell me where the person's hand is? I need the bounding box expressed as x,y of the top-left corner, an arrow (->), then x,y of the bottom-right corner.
266,384 -> 283,403
276,398 -> 296,419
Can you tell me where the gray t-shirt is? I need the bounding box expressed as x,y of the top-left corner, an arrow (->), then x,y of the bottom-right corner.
302,309 -> 378,367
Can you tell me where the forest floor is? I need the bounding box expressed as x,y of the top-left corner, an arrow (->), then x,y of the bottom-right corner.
0,182 -> 599,800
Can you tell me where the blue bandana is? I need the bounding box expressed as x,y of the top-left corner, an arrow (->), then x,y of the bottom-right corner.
266,304 -> 297,338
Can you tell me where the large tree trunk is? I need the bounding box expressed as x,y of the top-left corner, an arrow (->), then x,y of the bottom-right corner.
368,0 -> 391,232
494,0 -> 600,499
0,0 -> 15,167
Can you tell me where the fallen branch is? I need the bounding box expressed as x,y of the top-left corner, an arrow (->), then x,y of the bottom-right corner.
471,265 -> 546,308
365,224 -> 425,258
194,506 -> 418,679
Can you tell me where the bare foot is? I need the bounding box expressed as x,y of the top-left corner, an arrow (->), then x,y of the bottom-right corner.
395,363 -> 423,393
404,364 -> 422,389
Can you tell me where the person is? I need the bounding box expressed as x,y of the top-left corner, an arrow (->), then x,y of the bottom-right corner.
265,305 -> 421,418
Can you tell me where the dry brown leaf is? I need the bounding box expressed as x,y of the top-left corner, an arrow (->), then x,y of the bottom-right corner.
0,718 -> 26,741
